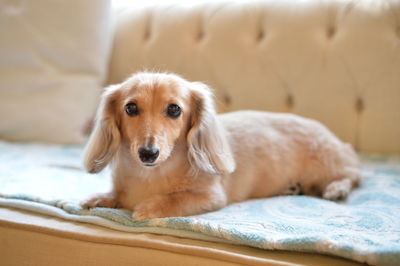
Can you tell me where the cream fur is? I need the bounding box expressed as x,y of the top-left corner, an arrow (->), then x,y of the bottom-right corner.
81,72 -> 361,221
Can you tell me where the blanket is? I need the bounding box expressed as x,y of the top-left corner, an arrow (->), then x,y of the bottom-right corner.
0,141 -> 399,265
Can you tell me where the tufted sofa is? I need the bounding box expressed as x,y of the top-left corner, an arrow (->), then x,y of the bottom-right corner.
1,1 -> 399,266
109,0 -> 400,153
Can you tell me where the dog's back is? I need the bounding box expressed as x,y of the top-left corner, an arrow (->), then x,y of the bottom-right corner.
218,110 -> 360,202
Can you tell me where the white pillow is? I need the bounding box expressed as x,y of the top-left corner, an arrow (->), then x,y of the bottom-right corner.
0,0 -> 112,144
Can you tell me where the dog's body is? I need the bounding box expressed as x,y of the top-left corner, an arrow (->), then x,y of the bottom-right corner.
82,72 -> 360,221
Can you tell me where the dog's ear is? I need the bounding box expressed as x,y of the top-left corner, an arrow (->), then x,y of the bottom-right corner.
187,82 -> 235,175
83,85 -> 121,173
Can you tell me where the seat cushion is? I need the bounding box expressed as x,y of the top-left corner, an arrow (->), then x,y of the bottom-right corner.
0,207 -> 361,266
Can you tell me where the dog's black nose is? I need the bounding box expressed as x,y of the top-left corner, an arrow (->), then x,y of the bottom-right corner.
138,146 -> 159,163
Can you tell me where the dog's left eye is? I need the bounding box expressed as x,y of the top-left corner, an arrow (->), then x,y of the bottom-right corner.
166,104 -> 181,118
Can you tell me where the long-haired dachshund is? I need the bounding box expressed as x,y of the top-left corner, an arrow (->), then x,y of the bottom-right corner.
81,72 -> 360,221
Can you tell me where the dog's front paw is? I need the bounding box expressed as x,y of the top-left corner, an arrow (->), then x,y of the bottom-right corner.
133,195 -> 175,221
80,193 -> 118,209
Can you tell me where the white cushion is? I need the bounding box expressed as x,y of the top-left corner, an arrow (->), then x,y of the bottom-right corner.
0,0 -> 112,144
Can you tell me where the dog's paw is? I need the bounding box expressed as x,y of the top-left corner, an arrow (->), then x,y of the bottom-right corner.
323,179 -> 351,201
133,195 -> 174,221
80,193 -> 118,209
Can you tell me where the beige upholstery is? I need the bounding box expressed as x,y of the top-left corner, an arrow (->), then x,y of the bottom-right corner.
0,0 -> 112,144
108,0 -> 400,153
0,207 -> 361,266
1,2 -> 397,265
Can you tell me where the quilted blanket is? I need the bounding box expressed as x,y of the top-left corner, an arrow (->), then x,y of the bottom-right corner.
0,141 -> 399,265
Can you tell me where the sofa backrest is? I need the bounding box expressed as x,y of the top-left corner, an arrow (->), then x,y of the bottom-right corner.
107,0 -> 400,153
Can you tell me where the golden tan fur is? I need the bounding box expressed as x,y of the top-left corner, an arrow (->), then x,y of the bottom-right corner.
81,72 -> 360,221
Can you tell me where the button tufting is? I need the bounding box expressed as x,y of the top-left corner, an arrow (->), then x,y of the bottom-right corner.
327,26 -> 336,39
257,30 -> 265,42
224,94 -> 232,106
143,14 -> 152,41
197,29 -> 204,42
286,94 -> 294,109
144,30 -> 151,41
356,97 -> 364,113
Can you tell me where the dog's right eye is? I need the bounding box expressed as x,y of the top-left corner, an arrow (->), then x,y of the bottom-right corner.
125,102 -> 139,116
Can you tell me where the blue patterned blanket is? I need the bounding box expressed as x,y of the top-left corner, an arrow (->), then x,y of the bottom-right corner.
0,141 -> 399,265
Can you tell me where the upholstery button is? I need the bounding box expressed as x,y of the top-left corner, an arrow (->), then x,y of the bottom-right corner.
224,94 -> 232,106
144,30 -> 151,41
197,30 -> 204,42
327,26 -> 336,39
257,30 -> 265,42
286,94 -> 294,109
356,97 -> 364,113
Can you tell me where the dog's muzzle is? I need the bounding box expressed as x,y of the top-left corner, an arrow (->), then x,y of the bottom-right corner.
138,146 -> 159,164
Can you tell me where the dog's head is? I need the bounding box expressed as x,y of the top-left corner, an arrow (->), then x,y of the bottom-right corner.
84,72 -> 235,175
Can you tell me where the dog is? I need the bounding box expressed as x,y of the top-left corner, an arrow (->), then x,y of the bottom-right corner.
81,72 -> 360,221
